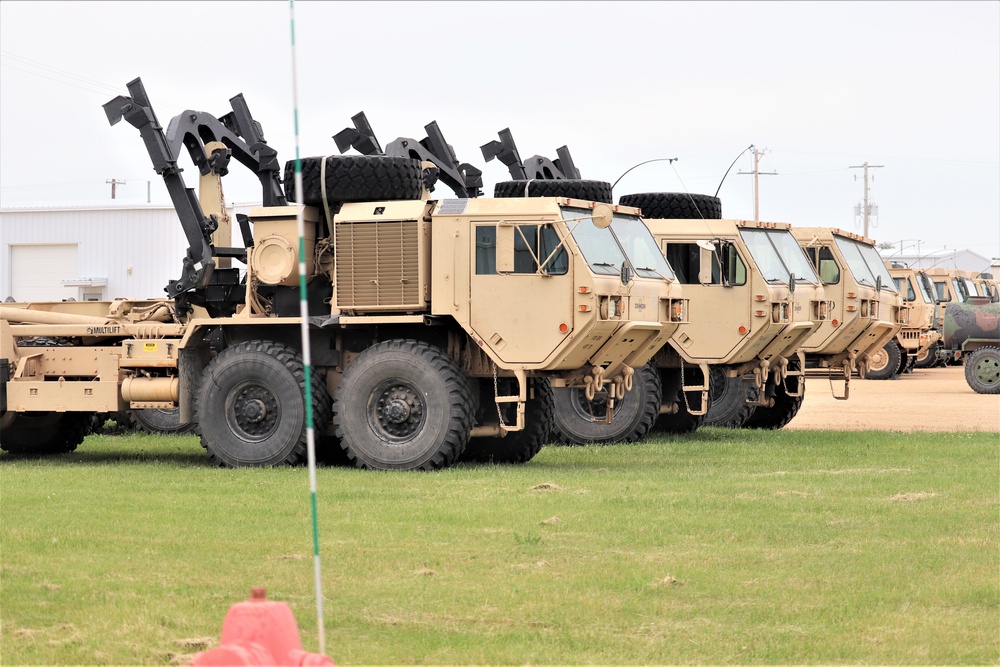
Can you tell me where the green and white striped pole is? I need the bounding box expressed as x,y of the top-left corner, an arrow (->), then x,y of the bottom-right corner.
288,0 -> 326,654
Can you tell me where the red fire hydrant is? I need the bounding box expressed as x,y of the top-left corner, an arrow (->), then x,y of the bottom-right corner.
188,588 -> 335,666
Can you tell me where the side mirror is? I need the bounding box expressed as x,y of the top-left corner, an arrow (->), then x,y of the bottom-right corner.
876,275 -> 882,292
592,203 -> 614,229
621,263 -> 633,285
788,272 -> 796,295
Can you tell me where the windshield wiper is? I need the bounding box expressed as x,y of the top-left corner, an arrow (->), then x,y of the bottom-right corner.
591,262 -> 619,270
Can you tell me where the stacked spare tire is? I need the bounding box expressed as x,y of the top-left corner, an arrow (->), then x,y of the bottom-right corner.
284,156 -> 425,206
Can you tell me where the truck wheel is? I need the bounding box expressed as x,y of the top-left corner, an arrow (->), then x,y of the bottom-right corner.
284,155 -> 424,206
549,363 -> 660,445
741,381 -> 805,429
703,367 -> 757,428
196,341 -> 331,467
651,365 -> 707,434
0,412 -> 90,455
333,340 -> 473,470
129,407 -> 195,435
865,341 -> 901,380
618,192 -> 722,220
463,378 -> 553,463
964,346 -> 1000,394
913,342 -> 939,369
493,179 -> 613,203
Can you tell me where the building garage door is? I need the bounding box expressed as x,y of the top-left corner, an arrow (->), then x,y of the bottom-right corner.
10,244 -> 78,302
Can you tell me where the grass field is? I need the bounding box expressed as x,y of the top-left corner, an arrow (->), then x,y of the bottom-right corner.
1,428 -> 997,665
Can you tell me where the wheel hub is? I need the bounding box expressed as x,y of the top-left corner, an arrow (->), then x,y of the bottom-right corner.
869,347 -> 889,371
975,357 -> 1000,385
374,384 -> 424,438
232,385 -> 279,438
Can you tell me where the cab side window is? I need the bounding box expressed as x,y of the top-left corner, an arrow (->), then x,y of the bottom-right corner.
475,224 -> 568,276
805,246 -> 840,284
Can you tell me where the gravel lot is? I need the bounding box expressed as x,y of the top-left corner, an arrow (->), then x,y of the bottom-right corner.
786,365 -> 1000,432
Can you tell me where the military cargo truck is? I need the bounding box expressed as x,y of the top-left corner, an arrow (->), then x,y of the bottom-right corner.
792,228 -> 904,383
887,264 -> 942,370
1,79 -> 681,470
926,268 -> 975,364
629,193 -> 829,431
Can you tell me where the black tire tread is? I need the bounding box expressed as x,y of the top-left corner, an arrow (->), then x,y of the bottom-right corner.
865,340 -> 902,380
494,179 -> 613,203
285,155 -> 424,206
1,412 -> 89,455
332,339 -> 473,470
196,340 -> 329,467
964,346 -> 1000,394
703,367 -> 758,428
618,192 -> 722,220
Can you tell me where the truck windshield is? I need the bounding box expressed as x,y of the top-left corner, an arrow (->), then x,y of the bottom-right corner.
962,277 -> 981,297
561,207 -> 675,280
832,236 -> 897,292
561,207 -> 627,275
916,275 -> 935,303
739,228 -> 819,284
610,213 -> 676,280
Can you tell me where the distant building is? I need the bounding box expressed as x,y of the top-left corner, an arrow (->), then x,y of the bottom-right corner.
1,201 -> 256,302
879,248 -> 993,275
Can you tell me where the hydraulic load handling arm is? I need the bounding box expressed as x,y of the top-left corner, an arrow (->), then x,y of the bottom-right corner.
102,77 -> 284,299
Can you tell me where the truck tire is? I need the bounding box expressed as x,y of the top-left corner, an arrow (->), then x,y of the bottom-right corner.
741,380 -> 805,430
618,192 -> 722,220
493,179 -> 613,203
462,378 -> 553,463
196,341 -> 332,467
333,340 -> 473,470
703,367 -> 757,428
865,340 -> 901,380
129,407 -> 195,435
913,342 -> 939,369
284,155 -> 424,206
964,346 -> 1000,394
0,412 -> 90,456
652,366 -> 707,434
549,362 -> 661,445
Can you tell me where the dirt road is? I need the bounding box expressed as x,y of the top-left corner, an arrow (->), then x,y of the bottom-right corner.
786,365 -> 1000,432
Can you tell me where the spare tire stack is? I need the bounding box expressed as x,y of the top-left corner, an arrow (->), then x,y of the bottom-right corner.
618,192 -> 722,219
493,179 -> 613,204
283,155 -> 424,207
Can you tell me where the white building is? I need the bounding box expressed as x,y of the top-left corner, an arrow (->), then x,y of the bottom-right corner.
879,248 -> 993,275
1,201 -> 256,302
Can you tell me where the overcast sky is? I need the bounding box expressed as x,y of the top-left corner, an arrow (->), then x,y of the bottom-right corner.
2,1 -> 998,261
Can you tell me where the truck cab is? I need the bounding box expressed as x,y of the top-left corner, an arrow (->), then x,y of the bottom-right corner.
792,228 -> 904,383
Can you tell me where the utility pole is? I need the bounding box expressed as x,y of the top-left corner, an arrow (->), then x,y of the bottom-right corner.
849,162 -> 883,238
106,178 -> 126,199
738,147 -> 777,221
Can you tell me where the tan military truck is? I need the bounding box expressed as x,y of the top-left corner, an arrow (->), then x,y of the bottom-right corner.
887,264 -> 942,370
0,79 -> 681,470
926,268 -> 974,364
792,228 -> 904,382
626,193 -> 829,431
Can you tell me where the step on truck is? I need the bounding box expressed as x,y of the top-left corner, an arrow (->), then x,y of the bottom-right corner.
792,228 -> 905,383
0,79 -> 680,470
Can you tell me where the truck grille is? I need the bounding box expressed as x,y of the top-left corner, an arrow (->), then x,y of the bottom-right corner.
335,221 -> 421,310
